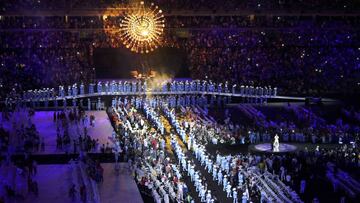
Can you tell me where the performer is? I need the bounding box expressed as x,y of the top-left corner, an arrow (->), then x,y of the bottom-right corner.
273,134 -> 280,152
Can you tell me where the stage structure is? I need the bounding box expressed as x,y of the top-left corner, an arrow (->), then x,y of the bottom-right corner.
103,1 -> 166,80
4,80 -> 328,111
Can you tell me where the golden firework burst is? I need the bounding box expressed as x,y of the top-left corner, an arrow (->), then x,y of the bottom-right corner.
118,1 -> 165,54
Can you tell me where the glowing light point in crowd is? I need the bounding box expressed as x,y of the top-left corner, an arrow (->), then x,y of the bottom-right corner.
119,1 -> 165,54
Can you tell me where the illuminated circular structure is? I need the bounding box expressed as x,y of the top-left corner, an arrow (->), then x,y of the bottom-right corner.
253,143 -> 297,153
119,1 -> 165,54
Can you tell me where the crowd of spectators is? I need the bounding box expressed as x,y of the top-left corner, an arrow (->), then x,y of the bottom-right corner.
2,0 -> 360,12
213,144 -> 360,202
103,94 -> 355,202
0,14 -> 359,100
193,103 -> 360,146
2,15 -> 359,29
158,95 -> 360,202
108,100 -> 195,203
0,30 -> 94,100
181,29 -> 360,95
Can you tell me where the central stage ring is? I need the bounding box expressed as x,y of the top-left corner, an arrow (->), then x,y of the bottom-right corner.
254,143 -> 297,153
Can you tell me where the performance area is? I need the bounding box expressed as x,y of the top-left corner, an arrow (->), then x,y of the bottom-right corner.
1,1 -> 360,203
253,143 -> 297,153
1,95 -> 360,203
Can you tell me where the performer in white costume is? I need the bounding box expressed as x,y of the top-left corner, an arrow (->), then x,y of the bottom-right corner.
273,134 -> 280,152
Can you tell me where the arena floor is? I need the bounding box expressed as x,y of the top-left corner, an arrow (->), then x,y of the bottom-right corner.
0,163 -> 142,203
22,111 -> 113,155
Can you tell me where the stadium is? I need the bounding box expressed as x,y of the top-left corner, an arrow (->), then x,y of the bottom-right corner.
0,0 -> 359,203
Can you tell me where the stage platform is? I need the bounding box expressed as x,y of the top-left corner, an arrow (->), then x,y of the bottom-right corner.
21,91 -> 312,102
249,142 -> 340,154
253,143 -> 297,153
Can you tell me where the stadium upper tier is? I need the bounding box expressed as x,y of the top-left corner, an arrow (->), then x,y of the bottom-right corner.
2,0 -> 360,13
